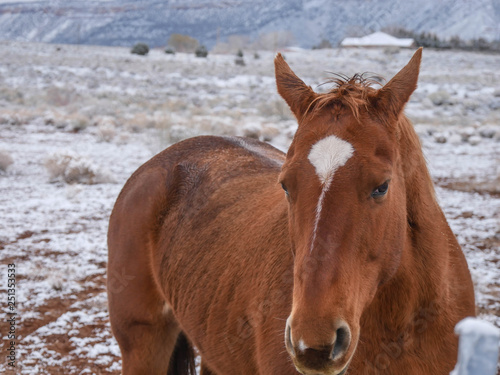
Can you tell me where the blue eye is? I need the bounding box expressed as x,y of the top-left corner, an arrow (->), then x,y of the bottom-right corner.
371,181 -> 389,198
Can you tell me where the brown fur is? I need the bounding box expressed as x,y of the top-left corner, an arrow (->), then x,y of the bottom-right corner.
108,49 -> 475,375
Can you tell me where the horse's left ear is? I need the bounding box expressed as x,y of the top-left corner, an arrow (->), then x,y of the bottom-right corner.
275,53 -> 316,121
375,47 -> 422,123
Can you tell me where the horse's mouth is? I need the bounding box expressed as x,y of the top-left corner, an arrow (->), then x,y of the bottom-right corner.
294,363 -> 350,375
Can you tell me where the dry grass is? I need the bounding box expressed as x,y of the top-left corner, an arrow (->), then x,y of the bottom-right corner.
44,150 -> 115,184
0,149 -> 13,171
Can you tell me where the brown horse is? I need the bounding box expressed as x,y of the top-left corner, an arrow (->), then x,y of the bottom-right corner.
107,48 -> 475,375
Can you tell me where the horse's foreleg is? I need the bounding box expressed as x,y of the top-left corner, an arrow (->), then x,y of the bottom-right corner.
109,274 -> 180,374
108,235 -> 180,374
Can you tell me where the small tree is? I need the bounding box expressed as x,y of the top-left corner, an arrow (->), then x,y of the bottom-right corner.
235,50 -> 245,66
312,39 -> 333,49
165,47 -> 176,55
131,43 -> 149,56
472,38 -> 490,51
195,45 -> 208,58
449,35 -> 462,49
252,31 -> 295,50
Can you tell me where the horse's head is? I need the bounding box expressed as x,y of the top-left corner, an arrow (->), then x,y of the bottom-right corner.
276,49 -> 422,375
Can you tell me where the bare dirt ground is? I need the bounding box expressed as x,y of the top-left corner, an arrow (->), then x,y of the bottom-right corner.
0,41 -> 499,374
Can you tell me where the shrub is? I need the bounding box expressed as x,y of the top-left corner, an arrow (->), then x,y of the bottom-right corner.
168,34 -> 199,52
131,43 -> 149,56
44,150 -> 114,184
195,45 -> 208,58
235,57 -> 245,66
0,149 -> 13,172
235,50 -> 245,66
428,90 -> 451,106
97,122 -> 116,142
312,39 -> 333,49
165,47 -> 176,55
252,31 -> 295,50
68,113 -> 89,132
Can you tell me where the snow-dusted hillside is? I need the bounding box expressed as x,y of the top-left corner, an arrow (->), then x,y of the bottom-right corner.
0,0 -> 499,48
0,41 -> 499,373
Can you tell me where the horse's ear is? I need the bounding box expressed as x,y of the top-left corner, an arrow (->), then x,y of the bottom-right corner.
375,47 -> 422,124
275,53 -> 316,121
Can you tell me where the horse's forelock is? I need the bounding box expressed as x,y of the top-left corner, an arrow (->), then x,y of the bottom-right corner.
303,73 -> 383,123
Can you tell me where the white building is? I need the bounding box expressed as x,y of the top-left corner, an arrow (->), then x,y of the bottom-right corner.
341,32 -> 415,48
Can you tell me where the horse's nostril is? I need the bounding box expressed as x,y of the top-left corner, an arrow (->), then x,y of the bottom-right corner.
331,324 -> 351,361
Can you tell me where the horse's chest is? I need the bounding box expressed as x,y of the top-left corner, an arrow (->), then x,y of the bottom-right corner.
351,333 -> 456,374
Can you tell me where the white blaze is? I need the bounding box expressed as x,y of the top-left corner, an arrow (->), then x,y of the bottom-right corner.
308,135 -> 354,252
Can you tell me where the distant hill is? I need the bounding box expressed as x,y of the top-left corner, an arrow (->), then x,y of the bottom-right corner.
0,0 -> 498,48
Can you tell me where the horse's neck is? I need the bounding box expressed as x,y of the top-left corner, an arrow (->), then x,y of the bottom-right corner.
398,117 -> 454,269
370,117 -> 455,331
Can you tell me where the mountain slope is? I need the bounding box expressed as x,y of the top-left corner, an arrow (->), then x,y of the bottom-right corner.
0,0 -> 498,48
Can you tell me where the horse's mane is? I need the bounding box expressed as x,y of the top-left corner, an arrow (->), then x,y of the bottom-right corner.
304,73 -> 383,122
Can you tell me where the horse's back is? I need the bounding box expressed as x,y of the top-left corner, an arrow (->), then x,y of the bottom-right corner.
150,135 -> 285,177
110,135 -> 284,236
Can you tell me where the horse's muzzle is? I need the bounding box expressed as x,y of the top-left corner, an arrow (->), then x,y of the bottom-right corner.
285,317 -> 352,375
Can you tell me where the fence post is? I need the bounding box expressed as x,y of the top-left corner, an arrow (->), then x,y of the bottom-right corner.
450,317 -> 500,375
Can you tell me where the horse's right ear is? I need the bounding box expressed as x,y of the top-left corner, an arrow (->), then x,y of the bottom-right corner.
275,53 -> 316,121
374,48 -> 422,125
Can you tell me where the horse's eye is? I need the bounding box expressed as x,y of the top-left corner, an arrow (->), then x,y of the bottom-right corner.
281,182 -> 289,197
371,180 -> 389,198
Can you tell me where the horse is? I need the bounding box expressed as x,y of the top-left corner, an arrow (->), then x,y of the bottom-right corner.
107,48 -> 475,375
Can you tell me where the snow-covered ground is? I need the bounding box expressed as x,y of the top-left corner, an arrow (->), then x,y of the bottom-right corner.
0,41 -> 498,373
